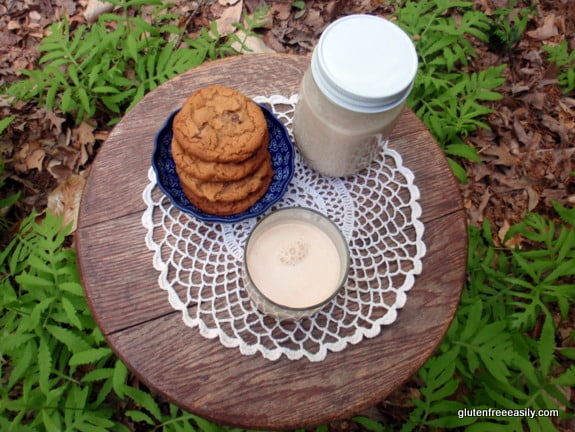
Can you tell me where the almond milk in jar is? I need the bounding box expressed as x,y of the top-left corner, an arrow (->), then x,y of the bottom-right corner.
293,14 -> 418,177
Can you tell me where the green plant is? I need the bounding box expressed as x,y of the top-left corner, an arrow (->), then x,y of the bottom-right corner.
0,211 -> 118,430
186,4 -> 269,59
400,209 -> 575,431
502,210 -> 575,330
0,210 -> 228,431
0,116 -> 20,213
487,0 -> 535,54
391,0 -> 506,182
6,0 -> 266,125
0,116 -> 13,134
543,39 -> 575,94
292,1 -> 306,10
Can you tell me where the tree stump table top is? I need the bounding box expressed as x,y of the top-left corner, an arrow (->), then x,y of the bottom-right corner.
76,53 -> 467,430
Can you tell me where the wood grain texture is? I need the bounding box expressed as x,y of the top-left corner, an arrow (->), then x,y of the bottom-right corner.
105,211 -> 466,430
76,53 -> 468,430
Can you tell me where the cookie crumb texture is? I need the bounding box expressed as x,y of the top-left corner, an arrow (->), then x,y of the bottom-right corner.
173,85 -> 268,163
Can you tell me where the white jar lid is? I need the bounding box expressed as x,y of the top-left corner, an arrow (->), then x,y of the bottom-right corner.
311,14 -> 418,113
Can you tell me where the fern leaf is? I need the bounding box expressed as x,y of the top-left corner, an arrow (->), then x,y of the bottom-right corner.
38,335 -> 53,395
146,45 -> 159,84
125,410 -> 155,425
39,48 -> 72,65
59,87 -> 74,113
444,142 -> 481,162
553,227 -> 575,261
192,414 -> 227,432
7,341 -> 36,389
528,416 -> 558,432
58,281 -> 84,296
351,416 -> 385,432
113,359 -> 129,398
0,332 -> 35,352
46,324 -> 91,353
79,413 -> 117,431
68,24 -> 88,57
552,200 -> 575,226
30,296 -> 55,329
124,386 -> 163,421
484,380 -> 528,409
67,384 -> 90,412
554,365 -> 575,386
125,33 -> 139,61
426,414 -> 477,428
68,63 -> 81,87
459,302 -> 483,342
425,36 -> 458,60
82,367 -> 114,383
470,322 -> 513,382
447,157 -> 468,183
543,259 -> 575,284
69,347 -> 113,366
537,317 -> 556,376
15,273 -> 54,289
419,348 -> 460,402
77,87 -> 92,117
29,252 -> 58,277
511,250 -> 540,281
42,409 -> 62,431
61,296 -> 83,330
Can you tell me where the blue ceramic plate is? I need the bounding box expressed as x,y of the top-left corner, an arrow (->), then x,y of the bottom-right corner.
152,104 -> 295,223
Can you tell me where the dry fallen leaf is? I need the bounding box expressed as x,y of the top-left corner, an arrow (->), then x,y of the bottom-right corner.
26,148 -> 46,171
215,0 -> 243,36
498,219 -> 523,248
45,110 -> 65,133
7,20 -> 21,30
14,141 -> 45,172
73,121 -> 96,150
46,160 -> 73,184
513,117 -> 535,147
270,2 -> 292,21
28,10 -> 42,23
526,186 -> 540,212
46,172 -> 87,233
84,0 -> 114,24
232,29 -> 275,54
481,144 -> 521,166
526,13 -> 559,40
541,114 -> 569,144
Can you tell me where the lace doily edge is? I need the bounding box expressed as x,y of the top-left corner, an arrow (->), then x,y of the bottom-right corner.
171,298 -> 402,362
140,93 -> 428,363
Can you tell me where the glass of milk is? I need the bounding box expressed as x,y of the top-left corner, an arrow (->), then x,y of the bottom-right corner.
243,207 -> 350,321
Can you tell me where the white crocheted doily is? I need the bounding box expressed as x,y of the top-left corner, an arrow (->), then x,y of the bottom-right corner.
142,95 -> 426,362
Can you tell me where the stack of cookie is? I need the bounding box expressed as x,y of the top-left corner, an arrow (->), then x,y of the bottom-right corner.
171,85 -> 274,216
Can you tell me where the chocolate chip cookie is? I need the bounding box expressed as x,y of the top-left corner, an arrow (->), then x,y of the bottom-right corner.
171,131 -> 268,182
173,85 -> 268,163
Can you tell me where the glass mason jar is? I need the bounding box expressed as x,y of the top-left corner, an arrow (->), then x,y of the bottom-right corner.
293,14 -> 418,177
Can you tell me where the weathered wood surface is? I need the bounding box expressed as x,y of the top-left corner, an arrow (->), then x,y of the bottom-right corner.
76,54 -> 467,430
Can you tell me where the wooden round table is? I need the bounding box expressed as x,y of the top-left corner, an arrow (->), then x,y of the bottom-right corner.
76,54 -> 467,430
